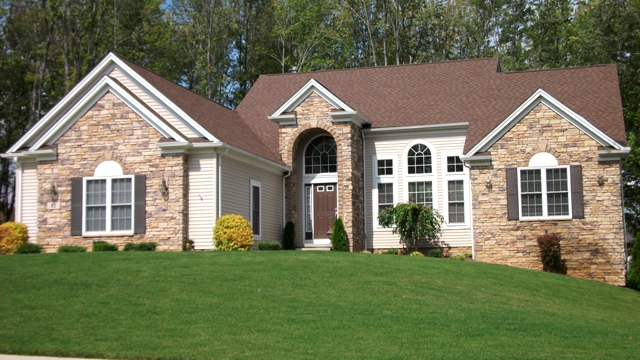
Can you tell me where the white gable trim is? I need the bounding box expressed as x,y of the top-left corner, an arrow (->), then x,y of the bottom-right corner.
270,79 -> 357,117
29,77 -> 187,150
110,56 -> 220,143
465,89 -> 627,157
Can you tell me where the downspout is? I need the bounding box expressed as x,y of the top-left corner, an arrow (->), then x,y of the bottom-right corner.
14,157 -> 21,223
282,170 -> 292,227
217,148 -> 228,219
463,160 -> 475,260
362,130 -> 367,251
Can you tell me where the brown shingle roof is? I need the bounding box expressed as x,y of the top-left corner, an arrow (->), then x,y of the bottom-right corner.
236,58 -> 626,154
116,56 -> 283,165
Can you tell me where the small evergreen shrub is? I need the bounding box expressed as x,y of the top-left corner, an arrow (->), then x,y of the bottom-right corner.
627,233 -> 640,290
92,241 -> 118,252
182,238 -> 194,251
361,250 -> 372,254
427,249 -> 441,258
0,221 -> 28,254
123,242 -> 157,251
382,248 -> 399,255
409,251 -> 424,257
258,241 -> 282,250
57,246 -> 87,253
14,243 -> 43,254
213,214 -> 254,251
282,221 -> 296,250
537,233 -> 566,273
330,218 -> 348,251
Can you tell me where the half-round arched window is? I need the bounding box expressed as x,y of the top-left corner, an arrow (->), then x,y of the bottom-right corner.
407,143 -> 432,174
305,136 -> 337,174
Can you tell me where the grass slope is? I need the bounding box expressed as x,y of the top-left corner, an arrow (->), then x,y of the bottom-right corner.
0,251 -> 638,359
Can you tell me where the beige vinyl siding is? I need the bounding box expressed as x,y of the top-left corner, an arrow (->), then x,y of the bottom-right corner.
220,155 -> 283,246
20,162 -> 38,243
109,68 -> 199,138
188,153 -> 216,250
365,129 -> 472,249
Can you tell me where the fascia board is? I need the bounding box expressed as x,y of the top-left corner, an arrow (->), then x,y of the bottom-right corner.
30,77 -> 186,151
330,111 -> 371,127
270,79 -> 354,117
111,56 -> 220,143
0,149 -> 57,161
466,89 -> 625,157
8,54 -> 121,153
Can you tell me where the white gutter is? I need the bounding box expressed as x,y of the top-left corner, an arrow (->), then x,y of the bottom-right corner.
362,122 -> 469,134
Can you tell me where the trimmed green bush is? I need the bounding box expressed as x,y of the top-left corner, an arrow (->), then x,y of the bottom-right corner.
382,248 -> 399,255
123,242 -> 157,251
627,233 -> 640,290
258,241 -> 282,250
213,214 -> 254,251
409,251 -> 424,257
427,249 -> 441,258
182,238 -> 194,251
537,233 -> 566,273
57,246 -> 87,253
361,250 -> 372,254
282,221 -> 296,250
14,243 -> 43,254
330,218 -> 348,251
0,222 -> 28,254
92,241 -> 118,252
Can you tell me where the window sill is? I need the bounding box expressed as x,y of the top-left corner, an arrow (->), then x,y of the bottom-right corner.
518,216 -> 572,222
82,232 -> 135,237
444,224 -> 470,229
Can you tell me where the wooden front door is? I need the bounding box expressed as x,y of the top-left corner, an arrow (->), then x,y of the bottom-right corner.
312,183 -> 336,240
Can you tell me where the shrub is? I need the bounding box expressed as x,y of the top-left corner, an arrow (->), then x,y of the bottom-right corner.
123,242 -> 157,251
0,222 -> 29,254
378,202 -> 444,251
537,233 -> 566,273
57,246 -> 87,253
92,241 -> 118,252
258,241 -> 282,250
182,238 -> 194,251
213,214 -> 254,251
330,218 -> 348,251
282,221 -> 296,250
450,253 -> 472,261
361,250 -> 372,254
15,243 -> 43,254
409,251 -> 424,257
382,248 -> 399,255
627,233 -> 640,290
427,249 -> 441,258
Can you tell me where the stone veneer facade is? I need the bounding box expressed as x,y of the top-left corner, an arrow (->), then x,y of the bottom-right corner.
471,103 -> 626,285
279,93 -> 365,251
36,92 -> 187,252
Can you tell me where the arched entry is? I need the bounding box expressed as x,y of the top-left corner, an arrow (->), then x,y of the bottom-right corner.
303,135 -> 338,243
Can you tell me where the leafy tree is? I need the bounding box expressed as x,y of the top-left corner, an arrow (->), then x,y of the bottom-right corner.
626,233 -> 640,290
378,203 -> 444,252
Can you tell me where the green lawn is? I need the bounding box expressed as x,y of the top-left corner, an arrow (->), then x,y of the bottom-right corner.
0,251 -> 638,359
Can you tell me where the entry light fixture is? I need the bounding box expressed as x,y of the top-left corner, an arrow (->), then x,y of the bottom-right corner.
485,177 -> 492,189
597,174 -> 605,187
159,178 -> 169,197
49,183 -> 58,202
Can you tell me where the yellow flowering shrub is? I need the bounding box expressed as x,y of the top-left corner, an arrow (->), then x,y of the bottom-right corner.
213,214 -> 254,251
0,222 -> 29,254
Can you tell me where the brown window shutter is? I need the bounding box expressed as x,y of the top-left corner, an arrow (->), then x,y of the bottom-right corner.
71,178 -> 83,236
134,175 -> 146,234
506,168 -> 519,220
570,165 -> 584,219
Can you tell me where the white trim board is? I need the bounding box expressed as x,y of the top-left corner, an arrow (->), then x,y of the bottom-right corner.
465,88 -> 626,157
270,79 -> 356,117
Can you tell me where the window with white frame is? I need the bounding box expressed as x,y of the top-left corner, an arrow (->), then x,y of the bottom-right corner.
519,167 -> 570,218
517,152 -> 571,219
373,156 -> 397,227
443,155 -> 468,226
250,180 -> 261,237
83,161 -> 133,234
405,142 -> 436,209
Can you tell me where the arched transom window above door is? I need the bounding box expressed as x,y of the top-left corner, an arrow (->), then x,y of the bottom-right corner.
407,143 -> 432,174
305,136 -> 337,174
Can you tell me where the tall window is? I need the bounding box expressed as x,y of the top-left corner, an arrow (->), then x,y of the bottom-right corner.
373,156 -> 396,227
408,181 -> 432,206
250,180 -> 261,237
405,142 -> 437,210
84,176 -> 133,233
443,155 -> 467,226
305,136 -> 337,174
447,180 -> 465,224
